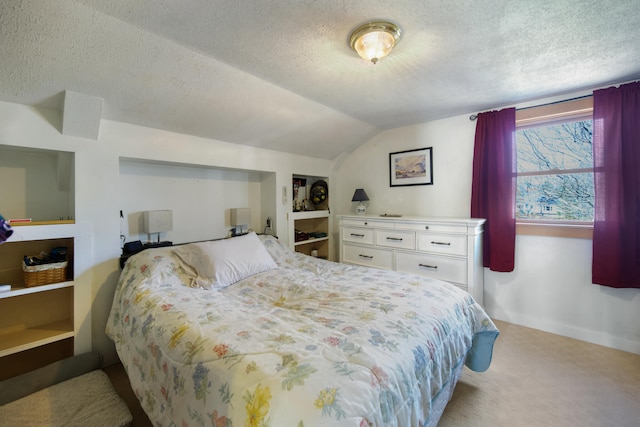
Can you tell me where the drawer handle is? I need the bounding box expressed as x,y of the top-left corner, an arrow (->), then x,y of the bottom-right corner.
424,226 -> 429,230
359,254 -> 373,259
386,237 -> 403,241
350,233 -> 365,237
419,263 -> 438,269
431,241 -> 451,246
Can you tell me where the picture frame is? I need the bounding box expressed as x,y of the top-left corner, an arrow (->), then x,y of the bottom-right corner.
292,177 -> 307,211
389,147 -> 433,187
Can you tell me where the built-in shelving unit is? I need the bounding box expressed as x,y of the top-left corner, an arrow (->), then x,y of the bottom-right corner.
0,225 -> 81,380
0,145 -> 88,381
290,174 -> 331,260
291,210 -> 330,258
0,292 -> 74,357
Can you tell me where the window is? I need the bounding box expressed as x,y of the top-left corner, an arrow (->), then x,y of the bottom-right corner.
515,97 -> 594,238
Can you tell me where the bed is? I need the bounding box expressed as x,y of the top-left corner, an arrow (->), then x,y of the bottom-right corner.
106,232 -> 498,426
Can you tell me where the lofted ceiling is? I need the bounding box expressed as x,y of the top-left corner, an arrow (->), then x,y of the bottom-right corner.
1,0 -> 639,159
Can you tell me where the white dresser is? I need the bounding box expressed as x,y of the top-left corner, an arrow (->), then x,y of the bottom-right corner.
338,215 -> 486,305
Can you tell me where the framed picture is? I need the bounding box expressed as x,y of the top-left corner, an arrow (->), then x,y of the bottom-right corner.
292,177 -> 307,211
389,147 -> 433,187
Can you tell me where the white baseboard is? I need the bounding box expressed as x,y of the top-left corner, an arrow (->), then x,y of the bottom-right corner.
490,309 -> 640,355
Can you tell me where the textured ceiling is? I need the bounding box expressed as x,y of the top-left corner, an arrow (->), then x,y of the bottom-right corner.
1,0 -> 639,159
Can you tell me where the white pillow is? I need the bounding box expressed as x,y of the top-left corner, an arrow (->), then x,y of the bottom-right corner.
173,232 -> 277,289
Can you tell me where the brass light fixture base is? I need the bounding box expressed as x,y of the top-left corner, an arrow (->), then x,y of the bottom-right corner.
349,21 -> 402,64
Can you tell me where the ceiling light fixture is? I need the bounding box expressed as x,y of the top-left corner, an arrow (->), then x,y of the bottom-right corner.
349,21 -> 401,64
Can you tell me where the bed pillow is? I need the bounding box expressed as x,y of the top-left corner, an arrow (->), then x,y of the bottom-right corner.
173,232 -> 277,289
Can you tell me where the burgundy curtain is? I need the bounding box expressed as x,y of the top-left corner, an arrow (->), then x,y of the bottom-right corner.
471,108 -> 516,272
592,81 -> 640,288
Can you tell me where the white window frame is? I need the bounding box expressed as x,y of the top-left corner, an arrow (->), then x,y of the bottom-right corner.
515,97 -> 594,239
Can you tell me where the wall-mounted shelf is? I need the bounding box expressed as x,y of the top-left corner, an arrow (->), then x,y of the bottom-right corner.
0,283 -> 74,359
0,319 -> 74,358
290,173 -> 332,260
290,198 -> 331,259
0,280 -> 73,299
9,220 -> 75,227
294,236 -> 329,247
0,145 -> 82,381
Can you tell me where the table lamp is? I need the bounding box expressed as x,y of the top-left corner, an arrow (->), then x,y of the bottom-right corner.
230,208 -> 251,236
351,189 -> 370,215
143,210 -> 173,243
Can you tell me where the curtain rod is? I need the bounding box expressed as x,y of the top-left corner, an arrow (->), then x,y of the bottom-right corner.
469,94 -> 593,121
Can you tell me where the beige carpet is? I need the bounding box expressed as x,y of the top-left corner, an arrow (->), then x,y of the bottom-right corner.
106,320 -> 640,427
439,320 -> 640,427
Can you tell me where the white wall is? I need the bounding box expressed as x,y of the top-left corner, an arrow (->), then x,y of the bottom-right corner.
119,159 -> 269,245
332,115 -> 475,218
334,114 -> 640,355
0,148 -> 74,221
0,100 -> 332,365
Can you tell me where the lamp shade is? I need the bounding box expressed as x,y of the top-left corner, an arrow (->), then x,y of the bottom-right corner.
351,189 -> 370,202
230,208 -> 251,226
143,210 -> 173,233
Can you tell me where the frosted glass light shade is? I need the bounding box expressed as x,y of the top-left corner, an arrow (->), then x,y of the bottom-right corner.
350,22 -> 401,64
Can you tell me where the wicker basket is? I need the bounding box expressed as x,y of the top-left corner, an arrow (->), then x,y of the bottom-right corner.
22,261 -> 68,287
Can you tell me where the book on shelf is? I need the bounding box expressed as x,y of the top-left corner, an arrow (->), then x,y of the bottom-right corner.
8,218 -> 32,224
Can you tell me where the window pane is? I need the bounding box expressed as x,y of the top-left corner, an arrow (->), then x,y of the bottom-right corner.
517,121 -> 593,173
516,118 -> 594,223
516,173 -> 594,221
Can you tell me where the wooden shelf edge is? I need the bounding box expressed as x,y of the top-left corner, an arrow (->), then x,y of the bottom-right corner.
9,220 -> 75,227
0,280 -> 74,299
291,210 -> 330,220
516,222 -> 593,239
0,320 -> 74,357
294,236 -> 329,246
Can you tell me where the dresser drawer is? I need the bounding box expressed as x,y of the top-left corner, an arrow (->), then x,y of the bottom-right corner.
340,218 -> 388,228
342,226 -> 375,245
416,233 -> 468,256
394,221 -> 466,234
396,251 -> 467,285
376,229 -> 415,250
343,243 -> 393,270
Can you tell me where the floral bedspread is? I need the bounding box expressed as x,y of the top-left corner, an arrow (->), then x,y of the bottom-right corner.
106,235 -> 498,427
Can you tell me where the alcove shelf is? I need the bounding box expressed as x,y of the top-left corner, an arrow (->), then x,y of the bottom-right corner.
290,174 -> 331,260
0,144 -> 87,381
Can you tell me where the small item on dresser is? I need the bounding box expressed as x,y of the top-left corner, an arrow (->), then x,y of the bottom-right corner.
0,284 -> 11,292
380,213 -> 402,217
311,249 -> 318,257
